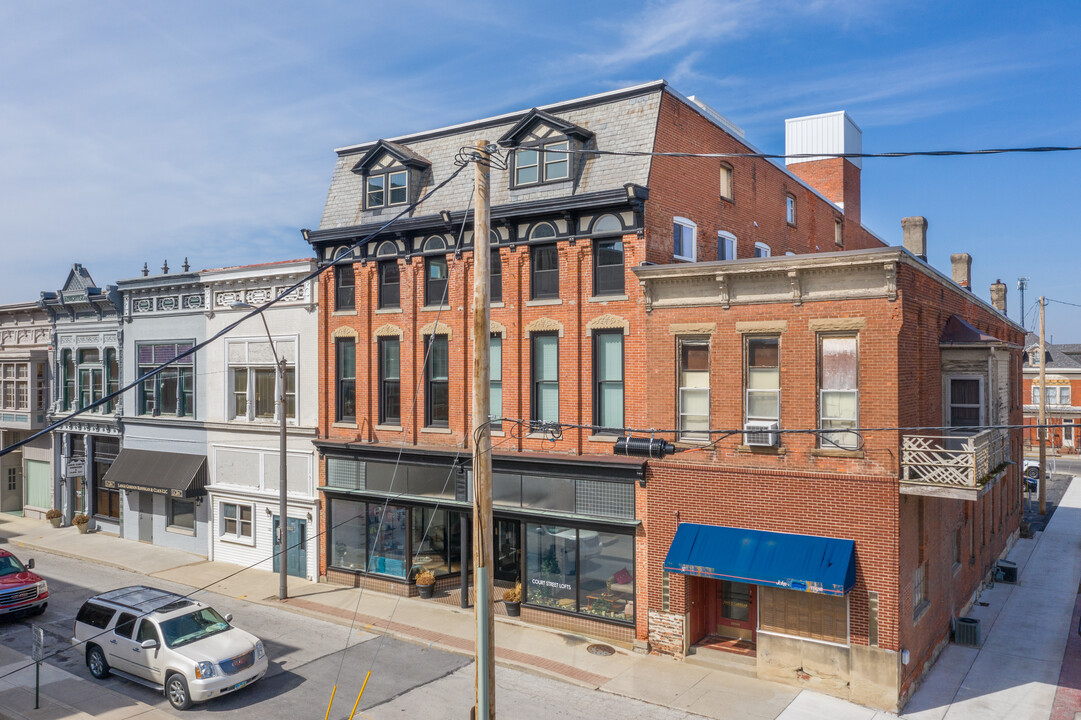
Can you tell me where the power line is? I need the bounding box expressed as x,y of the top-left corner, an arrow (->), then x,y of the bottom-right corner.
537,145 -> 1081,161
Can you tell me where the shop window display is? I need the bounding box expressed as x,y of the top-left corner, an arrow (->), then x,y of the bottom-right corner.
411,507 -> 461,577
578,531 -> 634,621
525,523 -> 578,611
330,501 -> 365,570
368,504 -> 408,577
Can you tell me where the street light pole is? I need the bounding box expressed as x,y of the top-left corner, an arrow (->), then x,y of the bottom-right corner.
232,301 -> 289,600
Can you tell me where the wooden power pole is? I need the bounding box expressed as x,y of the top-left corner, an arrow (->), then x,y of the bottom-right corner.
471,140 -> 495,720
1038,296 -> 1047,515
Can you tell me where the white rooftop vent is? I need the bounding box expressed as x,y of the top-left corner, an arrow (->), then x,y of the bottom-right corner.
785,111 -> 862,168
687,96 -> 745,138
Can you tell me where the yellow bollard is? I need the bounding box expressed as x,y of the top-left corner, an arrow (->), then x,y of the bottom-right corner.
324,685 -> 337,720
348,671 -> 372,720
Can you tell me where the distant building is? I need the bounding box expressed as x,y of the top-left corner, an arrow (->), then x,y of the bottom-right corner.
0,301 -> 54,518
1022,333 -> 1081,455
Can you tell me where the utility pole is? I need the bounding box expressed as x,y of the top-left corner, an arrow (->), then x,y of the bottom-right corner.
1017,277 -> 1029,329
471,140 -> 495,720
1038,296 -> 1047,515
278,353 -> 288,599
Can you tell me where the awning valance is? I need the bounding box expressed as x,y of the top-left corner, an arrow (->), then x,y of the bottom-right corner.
663,524 -> 856,596
102,449 -> 207,499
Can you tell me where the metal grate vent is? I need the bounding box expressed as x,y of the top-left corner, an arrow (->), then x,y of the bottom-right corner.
576,479 -> 634,519
327,457 -> 365,490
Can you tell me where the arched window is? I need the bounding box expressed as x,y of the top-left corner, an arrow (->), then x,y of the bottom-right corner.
529,222 -> 557,241
717,231 -> 737,261
423,235 -> 448,252
754,242 -> 771,258
376,240 -> 398,257
592,214 -> 622,234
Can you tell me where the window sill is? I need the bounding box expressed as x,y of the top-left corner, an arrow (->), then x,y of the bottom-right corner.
166,525 -> 196,537
375,424 -> 403,431
525,432 -> 555,440
490,429 -> 505,437
810,448 -> 864,459
332,310 -> 358,316
421,427 -> 452,434
588,434 -> 619,444
332,422 -> 358,429
491,301 -> 506,308
673,255 -> 696,263
421,305 -> 451,312
588,295 -> 629,303
526,298 -> 562,307
736,445 -> 787,455
374,307 -> 403,314
220,535 -> 256,548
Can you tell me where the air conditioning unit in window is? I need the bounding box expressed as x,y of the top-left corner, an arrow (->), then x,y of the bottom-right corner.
744,421 -> 780,447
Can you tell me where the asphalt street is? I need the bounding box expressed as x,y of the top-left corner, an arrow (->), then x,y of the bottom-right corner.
0,549 -> 706,719
1023,459 -> 1078,532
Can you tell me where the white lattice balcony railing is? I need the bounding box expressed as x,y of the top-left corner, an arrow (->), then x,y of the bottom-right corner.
901,429 -> 1010,489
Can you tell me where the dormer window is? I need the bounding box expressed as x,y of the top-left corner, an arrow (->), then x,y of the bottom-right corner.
351,139 -> 431,212
499,108 -> 593,191
514,141 -> 569,186
366,169 -> 408,209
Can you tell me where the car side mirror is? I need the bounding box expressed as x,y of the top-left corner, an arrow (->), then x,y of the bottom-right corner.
140,639 -> 159,650
224,613 -> 233,623
26,559 -> 34,570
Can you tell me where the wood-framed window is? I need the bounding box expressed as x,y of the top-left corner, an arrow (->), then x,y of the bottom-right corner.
61,350 -> 75,411
490,247 -> 502,303
425,335 -> 449,427
530,332 -> 559,425
423,236 -> 449,307
593,330 -> 624,433
745,336 -> 780,425
530,240 -> 559,300
378,260 -> 400,309
513,140 -> 569,187
335,338 -> 356,423
137,343 -> 194,417
593,239 -> 624,296
228,339 -> 297,422
819,335 -> 859,449
835,218 -> 844,247
786,193 -> 797,225
678,336 -> 709,441
334,264 -> 355,311
365,169 -> 408,209
379,337 -> 401,426
221,502 -> 254,542
719,162 -> 733,201
947,376 -> 983,428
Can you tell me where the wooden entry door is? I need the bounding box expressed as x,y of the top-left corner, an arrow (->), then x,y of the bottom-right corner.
716,581 -> 756,642
687,576 -> 714,645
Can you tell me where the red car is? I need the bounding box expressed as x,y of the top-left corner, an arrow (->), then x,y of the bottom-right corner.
0,549 -> 48,617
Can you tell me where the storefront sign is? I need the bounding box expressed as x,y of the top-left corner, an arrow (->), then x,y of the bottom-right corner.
103,479 -> 183,497
531,577 -> 573,591
64,459 -> 85,477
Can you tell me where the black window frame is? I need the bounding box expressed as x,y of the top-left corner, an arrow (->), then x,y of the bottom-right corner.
364,168 -> 409,210
511,139 -> 571,188
379,337 -> 401,426
377,259 -> 400,309
530,243 -> 559,300
335,338 -> 356,423
592,330 -> 624,433
425,254 -> 448,307
490,247 -> 502,303
530,332 -> 559,426
334,264 -> 356,311
593,239 -> 624,296
425,335 -> 449,428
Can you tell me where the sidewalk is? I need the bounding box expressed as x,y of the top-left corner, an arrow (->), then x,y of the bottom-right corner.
2,482 -> 1080,720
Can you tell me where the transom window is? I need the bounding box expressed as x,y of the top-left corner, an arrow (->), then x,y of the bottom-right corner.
366,169 -> 408,208
592,214 -> 622,234
673,217 -> 697,262
138,343 -> 195,417
228,339 -> 297,422
514,140 -> 569,186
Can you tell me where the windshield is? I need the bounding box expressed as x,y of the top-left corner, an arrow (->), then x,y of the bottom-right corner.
159,608 -> 230,648
0,555 -> 26,577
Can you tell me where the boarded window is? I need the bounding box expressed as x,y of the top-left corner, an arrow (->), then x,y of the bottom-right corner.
759,587 -> 848,645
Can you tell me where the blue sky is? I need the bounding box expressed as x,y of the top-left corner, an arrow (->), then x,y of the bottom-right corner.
2,0 -> 1079,339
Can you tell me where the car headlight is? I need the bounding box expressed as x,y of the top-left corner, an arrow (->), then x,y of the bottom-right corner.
255,640 -> 265,660
35,581 -> 47,594
195,661 -> 216,679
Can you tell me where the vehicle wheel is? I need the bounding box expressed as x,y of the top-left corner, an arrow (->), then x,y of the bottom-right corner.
86,645 -> 110,679
166,673 -> 193,711
1026,466 -> 1040,479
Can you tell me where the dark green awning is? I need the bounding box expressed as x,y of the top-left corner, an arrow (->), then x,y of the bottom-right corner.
102,449 -> 207,498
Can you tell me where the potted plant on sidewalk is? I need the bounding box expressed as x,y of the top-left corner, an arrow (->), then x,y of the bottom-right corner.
45,509 -> 63,529
502,581 -> 522,617
415,569 -> 436,599
72,513 -> 90,534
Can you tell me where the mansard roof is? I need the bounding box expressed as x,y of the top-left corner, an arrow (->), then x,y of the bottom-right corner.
496,107 -> 594,147
351,139 -> 431,175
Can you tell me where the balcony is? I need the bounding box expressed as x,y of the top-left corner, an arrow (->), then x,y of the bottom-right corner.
901,429 -> 1010,501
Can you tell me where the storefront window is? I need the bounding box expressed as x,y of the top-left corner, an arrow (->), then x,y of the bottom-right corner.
330,501 -> 366,570
411,507 -> 460,578
368,504 -> 408,577
579,531 -> 634,621
525,523 -> 578,611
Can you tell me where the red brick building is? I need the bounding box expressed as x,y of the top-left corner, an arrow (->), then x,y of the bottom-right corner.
303,81 -> 1024,711
1022,334 -> 1080,456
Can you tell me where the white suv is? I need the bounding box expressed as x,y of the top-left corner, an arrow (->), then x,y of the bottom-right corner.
72,586 -> 268,710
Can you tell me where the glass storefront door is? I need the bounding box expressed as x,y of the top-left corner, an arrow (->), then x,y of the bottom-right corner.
717,580 -> 756,641
494,518 -> 520,582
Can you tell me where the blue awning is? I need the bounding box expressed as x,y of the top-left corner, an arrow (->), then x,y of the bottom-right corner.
663,524 -> 856,596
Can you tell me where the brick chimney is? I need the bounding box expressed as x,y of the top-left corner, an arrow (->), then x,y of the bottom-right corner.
902,216 -> 927,261
951,253 -> 972,291
785,111 -> 861,226
990,279 -> 1007,314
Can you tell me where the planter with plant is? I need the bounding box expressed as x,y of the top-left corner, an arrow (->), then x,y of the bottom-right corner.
502,581 -> 522,617
45,508 -> 63,528
415,569 -> 436,599
72,513 -> 90,534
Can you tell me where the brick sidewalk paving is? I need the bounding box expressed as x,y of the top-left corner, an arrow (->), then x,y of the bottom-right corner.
1051,591 -> 1081,720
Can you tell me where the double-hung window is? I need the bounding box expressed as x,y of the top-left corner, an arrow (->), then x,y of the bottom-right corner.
221,502 -> 253,541
61,350 -> 75,411
819,336 -> 859,449
530,240 -> 559,300
334,264 -> 355,311
718,231 -> 736,261
424,236 -> 448,307
77,348 -> 104,412
366,169 -> 408,208
679,338 -> 710,441
786,194 -> 797,225
593,239 -> 624,296
719,163 -> 734,201
138,343 -> 194,417
531,333 -> 559,425
0,363 -> 29,411
489,334 -> 502,428
948,377 -> 982,428
745,336 -> 780,426
593,331 -> 624,432
105,349 -> 118,412
228,339 -> 296,422
378,260 -> 400,309
425,335 -> 449,427
514,141 -> 569,186
336,338 -> 356,423
490,247 -> 502,303
673,217 -> 697,262
379,338 -> 401,425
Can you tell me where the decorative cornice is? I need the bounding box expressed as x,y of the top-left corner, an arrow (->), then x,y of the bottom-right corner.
332,326 -> 360,339
668,322 -> 716,335
524,317 -> 564,337
735,320 -> 788,334
419,320 -> 452,339
490,320 -> 507,335
586,313 -> 630,336
371,324 -> 402,340
808,317 -> 867,332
